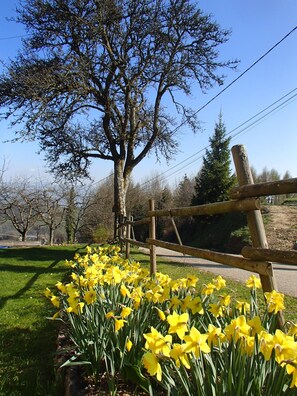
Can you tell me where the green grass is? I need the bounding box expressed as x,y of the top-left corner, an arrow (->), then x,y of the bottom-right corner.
0,245 -> 85,396
130,248 -> 297,323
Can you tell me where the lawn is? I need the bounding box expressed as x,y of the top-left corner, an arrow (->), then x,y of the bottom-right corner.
0,245 -> 296,395
0,245 -> 85,396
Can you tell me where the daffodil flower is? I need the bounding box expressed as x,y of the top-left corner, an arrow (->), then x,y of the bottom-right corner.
167,311 -> 189,340
183,326 -> 210,358
246,274 -> 262,289
143,352 -> 162,381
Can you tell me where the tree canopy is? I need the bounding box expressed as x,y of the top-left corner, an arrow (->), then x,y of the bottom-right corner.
0,0 -> 237,233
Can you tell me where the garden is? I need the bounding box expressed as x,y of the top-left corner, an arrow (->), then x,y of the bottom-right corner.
44,245 -> 297,395
1,244 -> 297,395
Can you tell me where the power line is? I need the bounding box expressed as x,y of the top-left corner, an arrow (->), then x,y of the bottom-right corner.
134,88 -> 297,188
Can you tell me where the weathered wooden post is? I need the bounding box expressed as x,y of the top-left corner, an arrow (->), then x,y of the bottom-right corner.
149,199 -> 157,275
232,145 -> 284,326
231,145 -> 277,289
125,214 -> 131,260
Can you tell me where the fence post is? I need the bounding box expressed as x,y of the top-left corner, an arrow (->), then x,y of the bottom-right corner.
149,199 -> 157,275
125,214 -> 131,260
232,145 -> 285,326
231,145 -> 278,290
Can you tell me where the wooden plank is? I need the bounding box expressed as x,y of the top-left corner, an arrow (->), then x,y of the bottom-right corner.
146,238 -> 273,276
121,238 -> 149,249
128,217 -> 150,226
148,198 -> 260,218
230,178 -> 297,199
242,246 -> 297,265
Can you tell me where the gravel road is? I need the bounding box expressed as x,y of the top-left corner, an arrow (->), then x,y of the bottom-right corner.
139,247 -> 297,298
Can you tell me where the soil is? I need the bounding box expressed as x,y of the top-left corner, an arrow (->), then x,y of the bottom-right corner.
263,205 -> 297,250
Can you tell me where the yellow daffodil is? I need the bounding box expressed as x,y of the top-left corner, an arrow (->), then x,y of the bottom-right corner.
170,343 -> 190,369
55,281 -> 67,294
207,324 -> 226,346
286,361 -> 297,388
169,296 -> 182,310
126,339 -> 133,352
264,290 -> 285,314
209,303 -> 224,318
183,327 -> 210,358
259,331 -> 274,360
219,294 -> 231,307
67,301 -> 84,315
114,318 -> 126,332
84,289 -> 97,305
273,329 -> 296,365
105,310 -> 115,319
247,316 -> 265,335
212,275 -> 226,290
167,312 -> 189,340
246,274 -> 262,289
187,296 -> 204,315
201,282 -> 216,296
155,307 -> 166,321
50,295 -> 60,308
120,306 -> 133,318
144,327 -> 172,357
186,275 -> 199,288
288,323 -> 297,338
235,300 -> 250,314
44,288 -> 53,298
120,284 -> 131,298
181,295 -> 192,312
224,315 -> 251,342
240,335 -> 255,356
143,352 -> 162,381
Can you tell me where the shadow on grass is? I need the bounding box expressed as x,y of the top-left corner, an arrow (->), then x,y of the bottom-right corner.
0,306 -> 64,395
0,246 -> 85,310
0,246 -> 87,395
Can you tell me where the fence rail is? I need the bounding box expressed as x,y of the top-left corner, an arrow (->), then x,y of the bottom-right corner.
120,144 -> 297,326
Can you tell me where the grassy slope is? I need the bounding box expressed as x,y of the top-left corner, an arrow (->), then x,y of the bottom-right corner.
0,246 -> 84,396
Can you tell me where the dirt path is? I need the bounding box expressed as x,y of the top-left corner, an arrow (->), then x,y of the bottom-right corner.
264,205 -> 297,250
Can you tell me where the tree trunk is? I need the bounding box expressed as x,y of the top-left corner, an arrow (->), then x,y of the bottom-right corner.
113,160 -> 131,238
21,232 -> 26,242
49,226 -> 54,246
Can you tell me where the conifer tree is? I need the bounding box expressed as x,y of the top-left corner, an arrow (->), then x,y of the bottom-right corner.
192,113 -> 236,206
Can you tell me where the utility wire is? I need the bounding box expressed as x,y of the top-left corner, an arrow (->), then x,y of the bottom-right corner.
133,88 -> 297,188
170,26 -> 297,134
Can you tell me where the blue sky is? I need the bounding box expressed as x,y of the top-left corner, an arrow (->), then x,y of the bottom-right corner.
0,0 -> 296,187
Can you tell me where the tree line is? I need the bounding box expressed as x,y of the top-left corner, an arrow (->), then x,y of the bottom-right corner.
0,115 -> 294,246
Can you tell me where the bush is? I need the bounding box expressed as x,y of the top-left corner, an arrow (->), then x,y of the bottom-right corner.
92,226 -> 112,244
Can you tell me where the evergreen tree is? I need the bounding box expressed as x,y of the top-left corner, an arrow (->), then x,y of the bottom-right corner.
192,113 -> 236,206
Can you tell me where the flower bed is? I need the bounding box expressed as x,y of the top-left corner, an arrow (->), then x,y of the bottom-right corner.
45,245 -> 297,395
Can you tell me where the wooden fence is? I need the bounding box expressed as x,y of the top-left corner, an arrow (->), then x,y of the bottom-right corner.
120,144 -> 297,324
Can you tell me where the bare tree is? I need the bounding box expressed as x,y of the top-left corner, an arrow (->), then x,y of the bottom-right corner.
0,0 -> 237,235
0,179 -> 39,241
64,183 -> 96,243
36,184 -> 66,245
